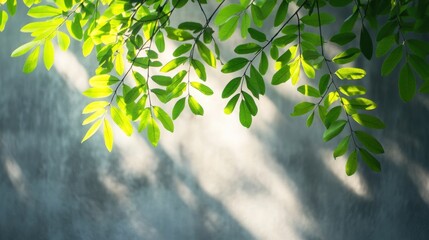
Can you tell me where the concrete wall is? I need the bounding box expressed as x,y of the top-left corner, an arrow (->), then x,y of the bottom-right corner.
1,3 -> 429,240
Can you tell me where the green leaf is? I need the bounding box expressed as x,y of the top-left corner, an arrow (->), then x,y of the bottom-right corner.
249,64 -> 265,95
147,117 -> 160,146
89,74 -> 120,87
188,95 -> 204,115
274,0 -> 288,27
301,59 -> 315,79
234,43 -> 261,54
111,107 -> 133,136
221,57 -> 249,73
219,15 -> 239,41
191,59 -> 207,81
215,4 -> 244,26
197,40 -> 216,67
224,94 -> 240,114
407,39 -> 429,58
381,45 -> 403,76
191,82 -> 213,96
352,114 -> 385,129
248,28 -> 267,42
297,85 -> 320,97
332,48 -> 360,64
161,57 -> 188,72
172,97 -> 186,120
81,119 -> 102,143
57,31 -> 70,51
346,150 -> 358,176
359,148 -> 381,172
153,106 -> 174,132
173,43 -> 192,57
239,100 -> 252,128
155,31 -> 165,52
323,120 -> 347,142
319,74 -> 331,94
165,27 -> 194,41
306,111 -> 315,127
23,46 -> 40,73
335,68 -> 366,80
344,97 -> 377,111
271,65 -> 290,85
334,135 -> 350,159
241,12 -> 251,38
408,54 -> 429,80
151,75 -> 172,86
11,41 -> 38,57
399,63 -> 416,102
103,119 -> 113,152
355,131 -> 384,154
324,106 -> 342,128
376,35 -> 395,57
301,12 -> 335,26
259,51 -> 269,75
242,91 -> 258,116
330,32 -> 356,46
360,26 -> 373,60
69,14 -> 82,40
291,102 -> 315,116
222,77 -> 241,98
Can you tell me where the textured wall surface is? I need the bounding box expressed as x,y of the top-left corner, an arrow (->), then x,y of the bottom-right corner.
1,4 -> 429,240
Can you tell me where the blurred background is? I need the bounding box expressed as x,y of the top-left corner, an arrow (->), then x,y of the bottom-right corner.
1,3 -> 429,240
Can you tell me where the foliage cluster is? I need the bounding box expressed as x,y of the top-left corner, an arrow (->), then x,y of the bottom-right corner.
1,0 -> 429,175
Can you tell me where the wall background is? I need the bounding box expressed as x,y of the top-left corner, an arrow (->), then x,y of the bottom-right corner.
1,3 -> 429,240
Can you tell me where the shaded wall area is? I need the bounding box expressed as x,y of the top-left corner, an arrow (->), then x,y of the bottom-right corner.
1,4 -> 429,240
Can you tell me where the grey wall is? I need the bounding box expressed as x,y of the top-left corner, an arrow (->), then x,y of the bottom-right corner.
1,4 -> 429,240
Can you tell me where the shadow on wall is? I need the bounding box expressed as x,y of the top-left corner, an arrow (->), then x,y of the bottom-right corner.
1,3 -> 429,240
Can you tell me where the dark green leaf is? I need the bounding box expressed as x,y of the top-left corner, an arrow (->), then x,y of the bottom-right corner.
221,57 -> 249,73
239,100 -> 252,128
359,148 -> 381,172
323,120 -> 347,142
346,150 -> 358,176
381,45 -> 403,76
360,26 -> 373,60
399,63 -> 416,102
248,28 -> 267,42
355,131 -> 384,154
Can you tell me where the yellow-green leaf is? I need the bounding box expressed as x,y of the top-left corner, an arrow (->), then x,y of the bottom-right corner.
111,106 -> 133,136
81,119 -> 102,143
147,117 -> 160,146
103,119 -> 113,152
43,39 -> 54,70
23,46 -> 40,73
